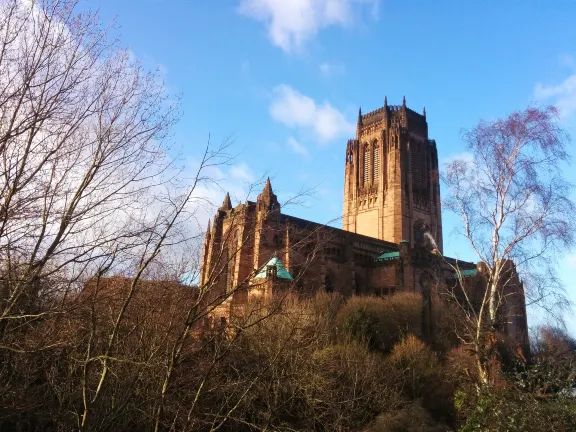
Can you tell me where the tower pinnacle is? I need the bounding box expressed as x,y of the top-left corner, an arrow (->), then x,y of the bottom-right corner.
257,177 -> 279,212
221,192 -> 232,211
262,177 -> 273,196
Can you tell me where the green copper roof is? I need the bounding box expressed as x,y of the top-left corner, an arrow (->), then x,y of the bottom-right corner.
375,251 -> 400,261
451,269 -> 478,278
254,257 -> 293,281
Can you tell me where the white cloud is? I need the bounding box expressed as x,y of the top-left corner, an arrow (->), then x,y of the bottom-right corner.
186,160 -> 259,234
559,54 -> 576,69
534,68 -> 576,120
440,151 -> 475,168
238,0 -> 378,53
270,85 -> 354,143
230,162 -> 255,183
566,254 -> 576,269
319,61 -> 346,77
287,136 -> 310,160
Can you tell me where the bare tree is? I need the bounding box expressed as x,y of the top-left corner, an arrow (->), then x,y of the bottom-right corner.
441,106 -> 574,384
0,0 -> 186,337
0,0 -> 255,428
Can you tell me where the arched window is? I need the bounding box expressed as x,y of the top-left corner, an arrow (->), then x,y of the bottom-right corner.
410,141 -> 428,194
325,274 -> 334,293
266,264 -> 277,278
274,234 -> 283,248
226,231 -> 238,292
372,143 -> 380,183
363,145 -> 370,184
354,274 -> 364,295
413,220 -> 429,246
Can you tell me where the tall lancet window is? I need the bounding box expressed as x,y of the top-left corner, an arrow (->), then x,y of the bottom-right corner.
372,144 -> 380,183
363,145 -> 370,184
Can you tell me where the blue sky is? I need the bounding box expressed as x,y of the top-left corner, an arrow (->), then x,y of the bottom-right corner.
86,0 -> 576,332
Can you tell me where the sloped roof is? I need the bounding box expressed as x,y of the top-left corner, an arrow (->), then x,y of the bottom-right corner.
253,257 -> 293,281
451,269 -> 478,278
375,251 -> 400,261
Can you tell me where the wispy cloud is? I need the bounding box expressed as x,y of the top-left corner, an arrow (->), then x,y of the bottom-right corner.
230,161 -> 255,183
287,136 -> 311,160
559,54 -> 576,69
534,57 -> 576,120
187,160 -> 259,232
238,0 -> 379,53
566,254 -> 576,269
440,152 -> 475,168
319,61 -> 346,77
270,84 -> 354,143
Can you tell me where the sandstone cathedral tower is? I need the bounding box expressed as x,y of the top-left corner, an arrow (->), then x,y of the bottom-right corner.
343,97 -> 442,252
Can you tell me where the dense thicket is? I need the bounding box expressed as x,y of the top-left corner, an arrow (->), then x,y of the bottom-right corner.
1,286 -> 574,431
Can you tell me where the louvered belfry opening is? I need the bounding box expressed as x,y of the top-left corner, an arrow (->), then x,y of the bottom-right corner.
372,143 -> 379,184
363,145 -> 370,185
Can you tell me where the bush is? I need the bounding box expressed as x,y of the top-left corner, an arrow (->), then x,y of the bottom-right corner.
458,387 -> 576,432
307,343 -> 401,431
388,335 -> 438,398
337,293 -> 422,351
365,402 -> 449,432
389,335 -> 455,425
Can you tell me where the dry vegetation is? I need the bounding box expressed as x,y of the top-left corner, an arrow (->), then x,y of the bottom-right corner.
3,286 -> 573,431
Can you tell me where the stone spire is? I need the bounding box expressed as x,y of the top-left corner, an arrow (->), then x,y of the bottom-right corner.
204,219 -> 212,245
357,107 -> 363,126
383,96 -> 389,123
401,95 -> 407,115
262,177 -> 273,196
221,192 -> 232,211
423,106 -> 426,117
257,177 -> 279,213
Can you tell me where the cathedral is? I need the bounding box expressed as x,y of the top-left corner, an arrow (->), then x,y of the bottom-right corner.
200,98 -> 528,345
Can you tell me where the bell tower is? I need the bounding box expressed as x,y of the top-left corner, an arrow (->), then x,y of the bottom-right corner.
342,97 -> 443,252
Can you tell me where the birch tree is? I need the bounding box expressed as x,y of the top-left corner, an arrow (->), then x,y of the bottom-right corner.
441,106 -> 574,384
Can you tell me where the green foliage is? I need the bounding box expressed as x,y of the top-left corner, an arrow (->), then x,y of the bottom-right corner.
458,389 -> 576,432
344,305 -> 383,349
454,389 -> 467,411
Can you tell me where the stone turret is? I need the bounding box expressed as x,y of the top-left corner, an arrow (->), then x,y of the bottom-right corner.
257,178 -> 280,214
342,97 -> 443,252
220,192 -> 232,211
